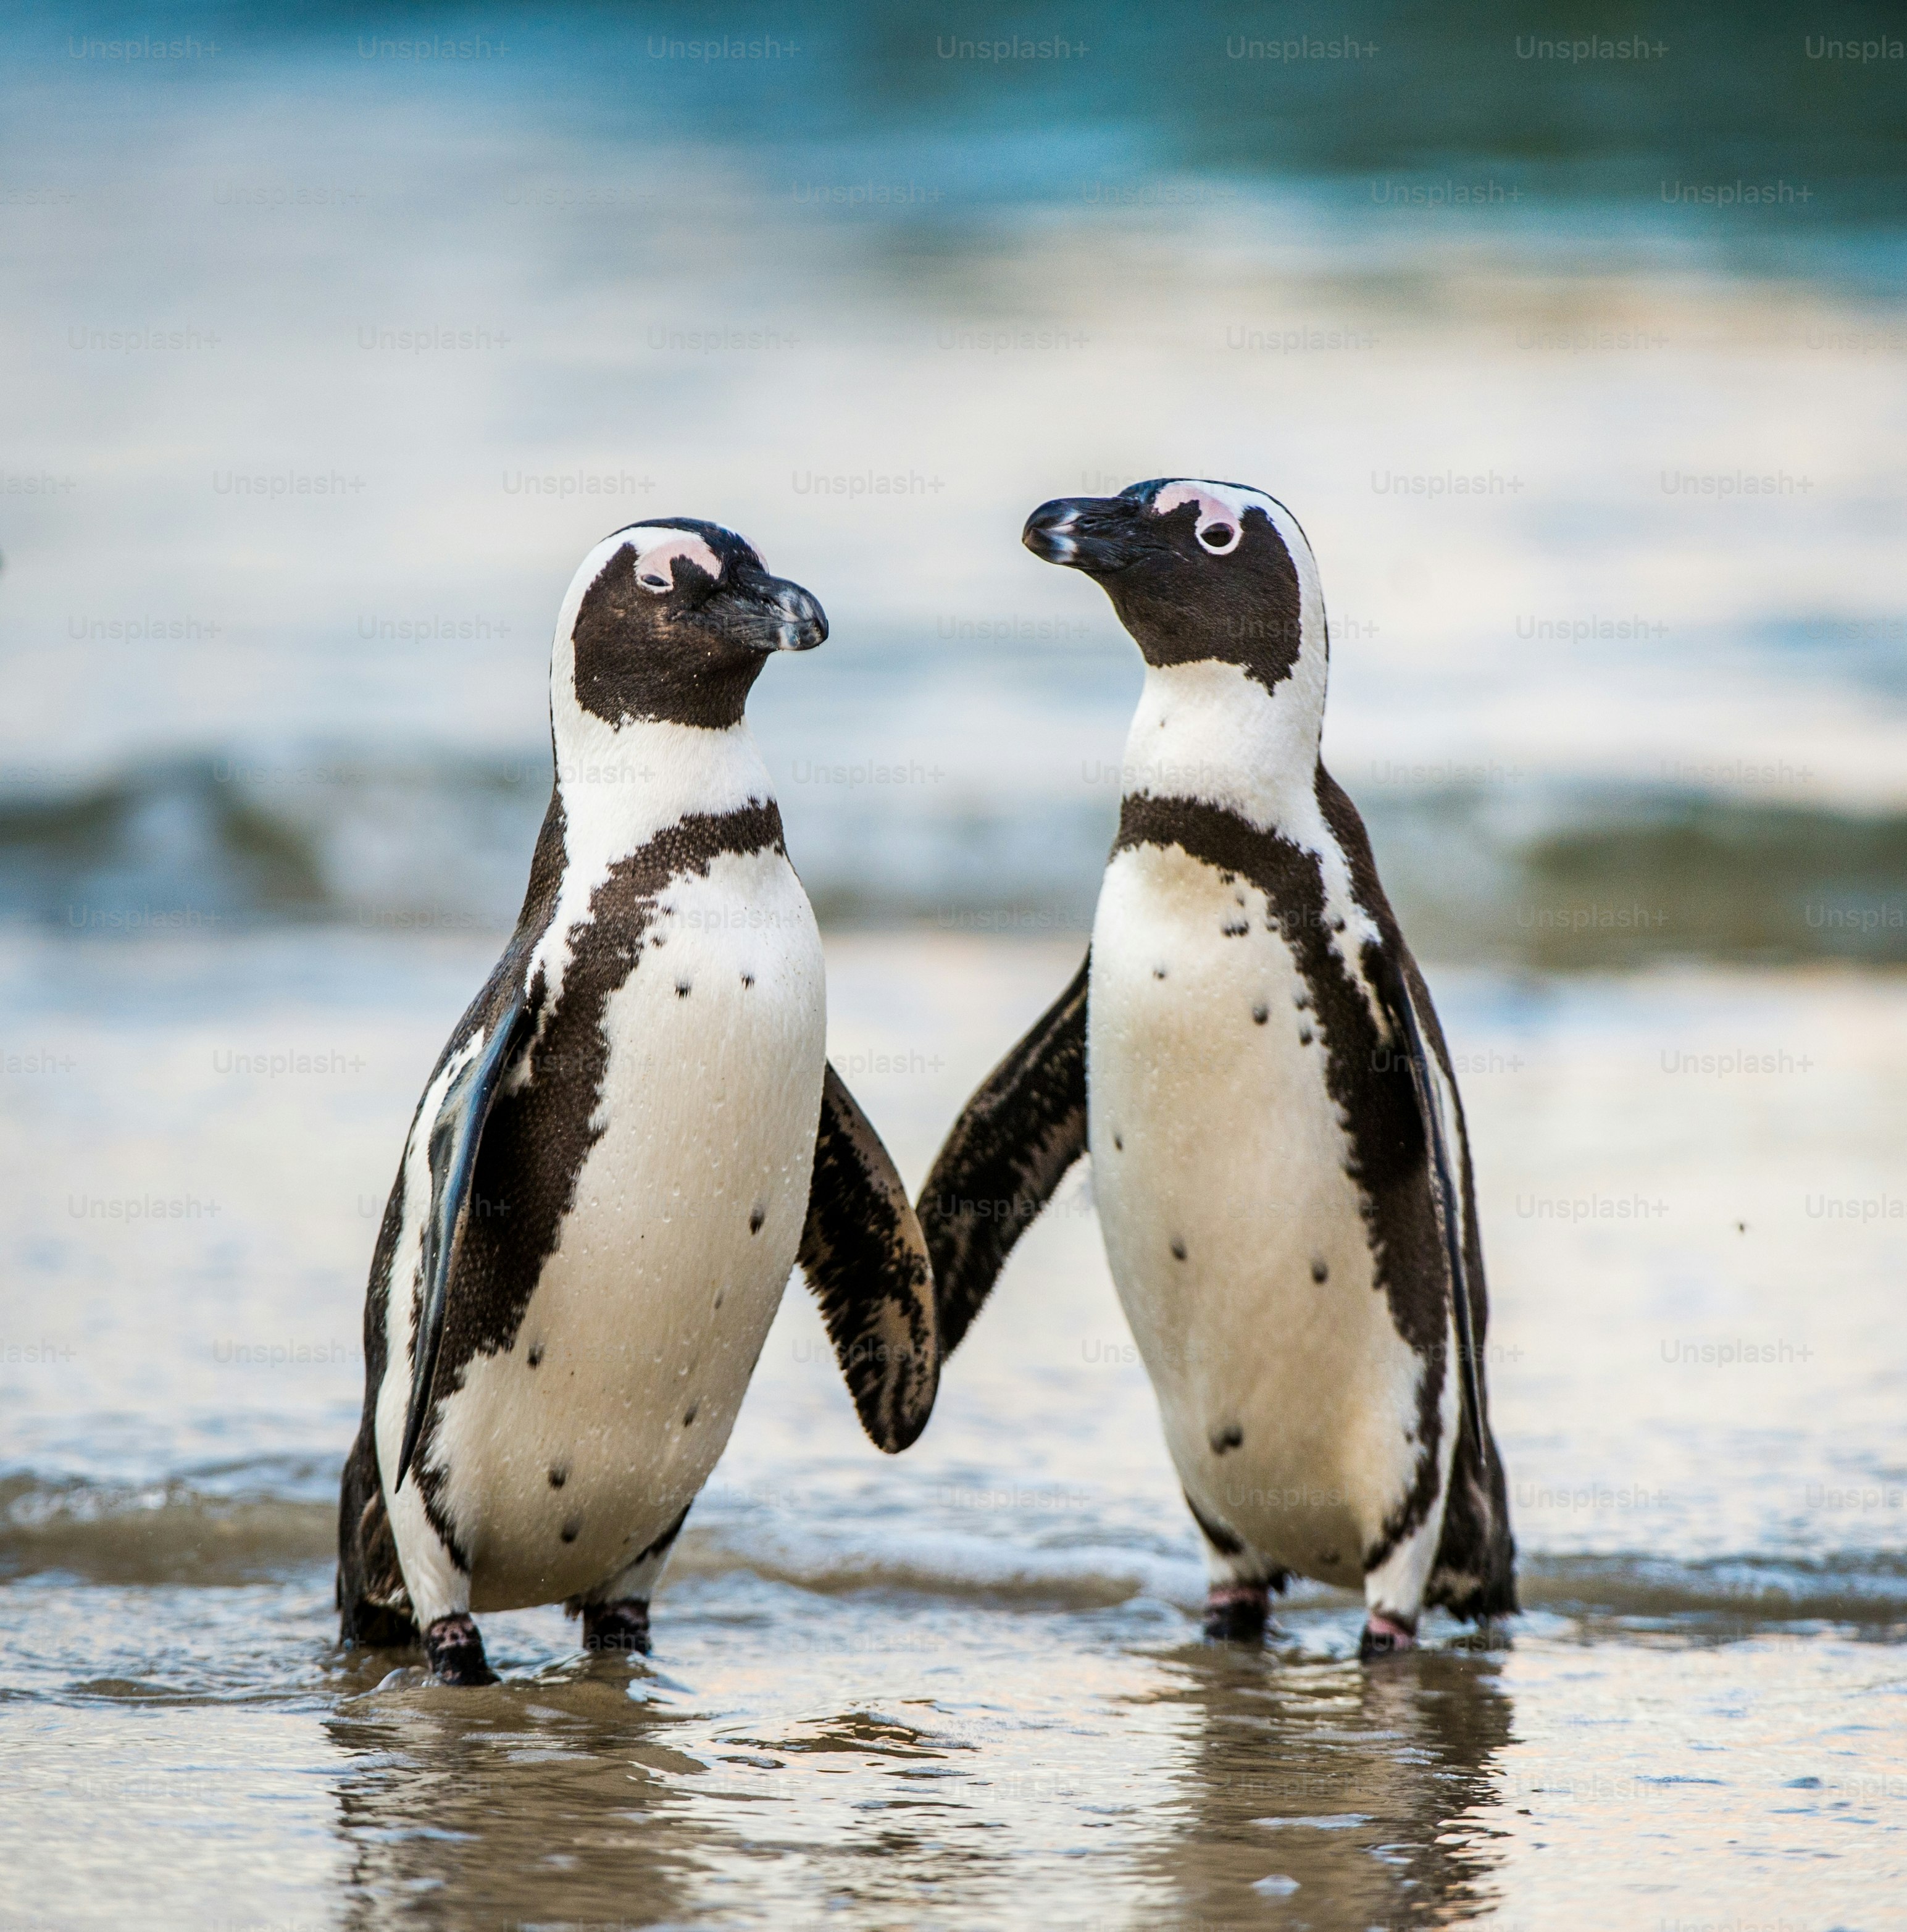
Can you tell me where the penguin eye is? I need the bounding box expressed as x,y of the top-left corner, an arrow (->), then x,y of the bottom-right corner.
1198,523 -> 1240,556
637,570 -> 672,593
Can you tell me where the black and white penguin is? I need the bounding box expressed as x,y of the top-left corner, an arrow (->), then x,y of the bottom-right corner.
919,479 -> 1514,1656
338,519 -> 938,1684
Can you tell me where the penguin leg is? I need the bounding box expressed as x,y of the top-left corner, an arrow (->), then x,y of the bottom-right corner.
580,1600 -> 651,1653
410,1568 -> 498,1686
383,1478 -> 493,1683
1359,1495 -> 1448,1661
1205,1577 -> 1271,1644
1361,1343 -> 1468,1659
1185,1492 -> 1283,1643
567,1502 -> 693,1654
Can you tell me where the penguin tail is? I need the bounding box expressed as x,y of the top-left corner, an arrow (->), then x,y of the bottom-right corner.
336,1420 -> 420,1649
1425,1416 -> 1519,1623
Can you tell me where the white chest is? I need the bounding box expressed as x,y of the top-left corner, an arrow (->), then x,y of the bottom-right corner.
1087,839 -> 1426,1576
433,848 -> 827,1610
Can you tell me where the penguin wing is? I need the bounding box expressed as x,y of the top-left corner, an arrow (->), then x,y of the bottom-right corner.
799,1063 -> 940,1452
394,983 -> 535,1492
915,951 -> 1090,1357
1373,951 -> 1490,1468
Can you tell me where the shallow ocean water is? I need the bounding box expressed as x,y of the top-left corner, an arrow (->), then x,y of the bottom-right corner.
2,927 -> 1903,1928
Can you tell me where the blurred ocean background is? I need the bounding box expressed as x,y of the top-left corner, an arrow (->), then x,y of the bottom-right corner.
4,0 -> 1906,960
2,4 -> 1905,1928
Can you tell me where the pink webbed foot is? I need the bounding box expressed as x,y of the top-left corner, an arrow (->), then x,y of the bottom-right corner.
424,1612 -> 498,1686
1204,1584 -> 1271,1644
582,1599 -> 652,1653
1358,1612 -> 1417,1660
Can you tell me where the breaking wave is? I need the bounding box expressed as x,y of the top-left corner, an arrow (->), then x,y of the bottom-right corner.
7,1468 -> 1905,1630
3,748 -> 1906,966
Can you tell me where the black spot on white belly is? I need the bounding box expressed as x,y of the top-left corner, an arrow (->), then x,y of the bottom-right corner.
749,1203 -> 766,1234
548,1463 -> 567,1489
1293,989 -> 1311,1010
1251,1003 -> 1268,1025
683,1402 -> 698,1426
1170,1236 -> 1187,1261
713,1290 -> 724,1309
1222,918 -> 1249,937
741,972 -> 755,988
675,979 -> 692,997
1311,1256 -> 1329,1284
561,1517 -> 581,1544
1209,1422 -> 1243,1455
1112,1132 -> 1123,1152
1153,965 -> 1168,980
1298,1024 -> 1314,1045
527,1342 -> 545,1368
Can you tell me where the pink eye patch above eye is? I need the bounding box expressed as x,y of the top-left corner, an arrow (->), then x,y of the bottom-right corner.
1151,483 -> 1245,554
631,529 -> 725,590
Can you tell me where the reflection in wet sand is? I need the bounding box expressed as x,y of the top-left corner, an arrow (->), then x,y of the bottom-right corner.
314,1618 -> 1516,1931
1133,1637 -> 1515,1928
328,1658 -> 717,1930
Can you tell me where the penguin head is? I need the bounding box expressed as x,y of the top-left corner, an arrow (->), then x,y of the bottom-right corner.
1022,478 -> 1323,690
557,519 -> 827,730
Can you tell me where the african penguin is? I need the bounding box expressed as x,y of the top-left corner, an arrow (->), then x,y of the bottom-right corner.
338,519 -> 938,1684
919,479 -> 1514,1657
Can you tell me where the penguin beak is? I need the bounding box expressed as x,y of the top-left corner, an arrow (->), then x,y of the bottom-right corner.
1022,496 -> 1145,574
724,571 -> 828,653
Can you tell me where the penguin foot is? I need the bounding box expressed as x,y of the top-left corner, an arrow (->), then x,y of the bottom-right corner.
1358,1613 -> 1417,1661
1203,1584 -> 1270,1644
424,1613 -> 498,1686
582,1599 -> 652,1654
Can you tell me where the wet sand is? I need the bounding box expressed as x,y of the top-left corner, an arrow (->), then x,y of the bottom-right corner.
2,928 -> 1903,1927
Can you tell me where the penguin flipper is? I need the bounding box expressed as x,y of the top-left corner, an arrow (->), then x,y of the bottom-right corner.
1373,954 -> 1490,1471
916,951 -> 1090,1357
394,984 -> 534,1493
799,1063 -> 940,1452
